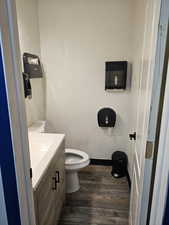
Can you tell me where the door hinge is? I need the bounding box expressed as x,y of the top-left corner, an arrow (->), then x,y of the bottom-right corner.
30,168 -> 33,179
145,141 -> 154,159
159,23 -> 166,37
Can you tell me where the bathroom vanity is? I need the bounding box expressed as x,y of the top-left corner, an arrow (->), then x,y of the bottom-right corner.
28,132 -> 65,225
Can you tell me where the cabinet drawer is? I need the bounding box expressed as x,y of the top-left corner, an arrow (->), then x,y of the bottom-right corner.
56,154 -> 65,193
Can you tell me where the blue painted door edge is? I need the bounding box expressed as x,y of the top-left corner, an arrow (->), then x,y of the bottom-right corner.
0,45 -> 21,225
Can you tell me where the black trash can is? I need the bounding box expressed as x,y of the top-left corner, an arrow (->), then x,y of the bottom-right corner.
111,151 -> 128,178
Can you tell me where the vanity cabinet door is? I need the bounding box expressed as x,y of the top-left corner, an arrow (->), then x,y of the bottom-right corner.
52,148 -> 65,224
55,150 -> 65,197
34,142 -> 65,225
34,166 -> 58,225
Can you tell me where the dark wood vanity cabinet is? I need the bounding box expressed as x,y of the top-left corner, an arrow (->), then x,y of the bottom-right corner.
34,143 -> 65,225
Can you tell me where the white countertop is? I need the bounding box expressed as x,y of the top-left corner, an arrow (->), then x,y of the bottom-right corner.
28,132 -> 65,189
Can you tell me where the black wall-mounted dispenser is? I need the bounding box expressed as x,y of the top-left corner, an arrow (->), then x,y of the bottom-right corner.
22,72 -> 32,99
98,108 -> 116,127
23,53 -> 43,78
105,61 -> 127,90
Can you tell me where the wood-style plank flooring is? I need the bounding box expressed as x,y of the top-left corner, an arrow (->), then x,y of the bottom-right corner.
59,165 -> 130,225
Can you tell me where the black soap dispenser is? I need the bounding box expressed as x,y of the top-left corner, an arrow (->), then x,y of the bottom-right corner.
97,108 -> 116,127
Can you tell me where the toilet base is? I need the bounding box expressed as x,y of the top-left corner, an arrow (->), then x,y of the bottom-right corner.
66,170 -> 80,193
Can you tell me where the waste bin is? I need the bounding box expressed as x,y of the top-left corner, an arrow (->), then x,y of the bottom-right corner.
111,151 -> 128,178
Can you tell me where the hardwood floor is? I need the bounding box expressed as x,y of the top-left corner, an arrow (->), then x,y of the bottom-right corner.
58,165 -> 130,225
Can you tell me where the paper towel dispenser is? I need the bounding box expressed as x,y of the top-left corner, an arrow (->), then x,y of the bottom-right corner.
105,61 -> 127,90
23,53 -> 43,78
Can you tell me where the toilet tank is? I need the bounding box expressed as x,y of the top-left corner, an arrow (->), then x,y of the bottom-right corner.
28,120 -> 46,133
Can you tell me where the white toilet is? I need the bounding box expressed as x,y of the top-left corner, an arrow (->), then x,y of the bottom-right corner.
65,148 -> 90,193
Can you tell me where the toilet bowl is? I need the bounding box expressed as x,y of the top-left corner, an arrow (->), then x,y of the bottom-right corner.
65,148 -> 90,193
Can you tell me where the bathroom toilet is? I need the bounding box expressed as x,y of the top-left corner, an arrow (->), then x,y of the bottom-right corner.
65,148 -> 90,193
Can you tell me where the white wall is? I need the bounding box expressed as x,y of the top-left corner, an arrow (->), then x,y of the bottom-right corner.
16,0 -> 45,126
38,0 -> 135,164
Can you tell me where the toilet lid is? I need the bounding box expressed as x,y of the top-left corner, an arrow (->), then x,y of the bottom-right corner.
65,149 -> 89,165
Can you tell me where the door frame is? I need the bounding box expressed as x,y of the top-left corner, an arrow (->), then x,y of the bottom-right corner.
0,0 -> 36,225
149,39 -> 169,225
1,0 -> 168,225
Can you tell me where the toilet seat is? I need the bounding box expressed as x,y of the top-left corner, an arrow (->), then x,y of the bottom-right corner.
65,148 -> 90,170
65,149 -> 89,165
